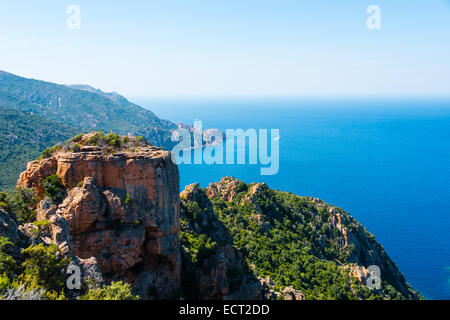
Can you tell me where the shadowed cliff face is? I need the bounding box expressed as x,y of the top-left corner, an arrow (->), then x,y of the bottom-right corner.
179,184 -> 262,300
17,134 -> 181,299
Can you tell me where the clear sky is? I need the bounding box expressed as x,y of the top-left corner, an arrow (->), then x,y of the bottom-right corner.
0,0 -> 449,97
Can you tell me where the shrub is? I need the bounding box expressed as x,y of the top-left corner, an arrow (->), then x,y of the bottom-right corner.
86,131 -> 105,145
58,132 -> 150,155
124,193 -> 132,207
135,136 -> 147,146
33,220 -> 49,229
180,232 -> 216,264
184,201 -> 203,223
0,284 -> 46,300
84,132 -> 130,149
235,181 -> 248,193
0,192 -> 7,209
19,244 -> 68,295
42,175 -> 65,204
37,144 -> 62,160
0,273 -> 13,293
79,281 -> 140,300
0,237 -> 16,277
4,188 -> 38,223
68,133 -> 85,143
30,220 -> 50,239
70,143 -> 81,152
105,132 -> 122,148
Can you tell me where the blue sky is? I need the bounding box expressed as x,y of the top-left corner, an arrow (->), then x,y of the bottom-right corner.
0,0 -> 449,97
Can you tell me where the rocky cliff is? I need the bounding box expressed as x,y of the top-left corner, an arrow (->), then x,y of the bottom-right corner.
180,177 -> 422,300
179,183 -> 262,300
179,183 -> 305,300
16,133 -> 181,299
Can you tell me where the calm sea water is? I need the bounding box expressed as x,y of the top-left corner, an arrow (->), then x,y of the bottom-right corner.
134,97 -> 450,300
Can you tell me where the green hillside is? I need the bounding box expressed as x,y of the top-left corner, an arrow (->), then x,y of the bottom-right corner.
180,178 -> 423,300
0,107 -> 77,189
0,70 -> 178,148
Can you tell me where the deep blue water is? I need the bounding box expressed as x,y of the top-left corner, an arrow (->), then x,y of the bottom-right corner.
134,97 -> 450,300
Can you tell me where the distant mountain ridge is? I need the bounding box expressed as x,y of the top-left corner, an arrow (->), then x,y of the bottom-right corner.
0,70 -> 188,148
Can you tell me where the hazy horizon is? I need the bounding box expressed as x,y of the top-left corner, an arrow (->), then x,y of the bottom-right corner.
4,68 -> 450,103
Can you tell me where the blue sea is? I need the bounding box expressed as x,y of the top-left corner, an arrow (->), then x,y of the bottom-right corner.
134,96 -> 450,300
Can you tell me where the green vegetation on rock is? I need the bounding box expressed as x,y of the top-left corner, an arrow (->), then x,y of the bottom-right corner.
42,175 -> 66,204
179,178 -> 423,300
79,281 -> 139,300
35,132 -> 156,161
0,187 -> 38,224
0,187 -> 141,300
0,235 -> 69,300
19,243 -> 69,298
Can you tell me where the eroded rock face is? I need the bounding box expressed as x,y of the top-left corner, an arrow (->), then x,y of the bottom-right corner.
180,183 -> 263,300
0,209 -> 27,257
18,146 -> 181,299
320,203 -> 418,299
17,157 -> 57,199
281,286 -> 305,300
258,277 -> 305,300
207,177 -> 243,202
193,245 -> 262,300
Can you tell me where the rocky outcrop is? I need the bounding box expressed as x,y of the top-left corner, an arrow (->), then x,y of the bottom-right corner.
201,177 -> 421,300
194,246 -> 262,300
1,203 -> 102,297
318,202 -> 419,299
17,135 -> 181,299
17,157 -> 57,199
258,277 -> 305,300
0,209 -> 27,257
207,177 -> 243,202
281,286 -> 306,300
180,183 -> 263,300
